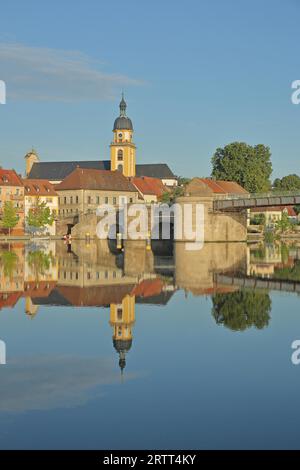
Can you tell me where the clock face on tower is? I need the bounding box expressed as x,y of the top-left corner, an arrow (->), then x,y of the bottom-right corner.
118,133 -> 122,138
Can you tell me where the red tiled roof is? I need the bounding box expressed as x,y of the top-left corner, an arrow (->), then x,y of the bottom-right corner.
57,284 -> 135,306
22,179 -> 58,196
215,180 -> 249,195
0,169 -> 23,187
23,281 -> 57,298
0,292 -> 22,310
55,168 -> 138,192
186,285 -> 238,296
199,179 -> 248,194
131,279 -> 164,297
130,176 -> 166,197
199,178 -> 226,193
251,206 -> 297,216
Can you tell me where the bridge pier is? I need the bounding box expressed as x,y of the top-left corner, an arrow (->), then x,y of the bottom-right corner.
175,196 -> 248,242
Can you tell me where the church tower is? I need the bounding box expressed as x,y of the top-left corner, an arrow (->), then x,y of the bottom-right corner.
24,148 -> 39,177
110,94 -> 136,177
109,294 -> 135,374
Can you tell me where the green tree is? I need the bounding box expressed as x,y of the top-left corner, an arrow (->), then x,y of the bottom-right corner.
160,177 -> 191,203
250,213 -> 266,226
26,198 -> 55,234
211,142 -> 272,193
212,290 -> 271,331
27,250 -> 54,279
273,174 -> 300,191
273,259 -> 300,281
1,201 -> 19,236
275,211 -> 292,234
0,250 -> 18,279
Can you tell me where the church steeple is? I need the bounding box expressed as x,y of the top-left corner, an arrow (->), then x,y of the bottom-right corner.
119,93 -> 127,117
109,294 -> 135,375
110,94 -> 136,177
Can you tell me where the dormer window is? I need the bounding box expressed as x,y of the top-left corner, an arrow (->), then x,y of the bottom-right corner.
2,175 -> 8,183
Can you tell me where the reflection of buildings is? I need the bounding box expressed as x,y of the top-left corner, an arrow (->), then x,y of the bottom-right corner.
4,239 -> 300,369
248,244 -> 284,278
28,240 -> 176,371
0,242 -> 58,314
0,243 -> 24,310
174,242 -> 247,296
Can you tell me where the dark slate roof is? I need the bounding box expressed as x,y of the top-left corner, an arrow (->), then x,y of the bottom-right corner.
135,164 -> 176,179
32,289 -> 72,306
28,160 -> 111,180
113,116 -> 133,131
28,161 -> 176,181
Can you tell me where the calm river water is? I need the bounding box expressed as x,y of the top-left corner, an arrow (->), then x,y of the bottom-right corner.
0,239 -> 300,449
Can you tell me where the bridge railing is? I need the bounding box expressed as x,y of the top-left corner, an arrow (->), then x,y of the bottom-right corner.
222,190 -> 300,200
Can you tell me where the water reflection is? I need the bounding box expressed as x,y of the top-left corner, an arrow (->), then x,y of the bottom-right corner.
2,239 -> 300,449
1,239 -> 300,366
0,241 -> 300,371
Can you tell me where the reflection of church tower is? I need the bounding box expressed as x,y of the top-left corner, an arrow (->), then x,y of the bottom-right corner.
109,294 -> 135,374
25,297 -> 39,318
110,94 -> 136,177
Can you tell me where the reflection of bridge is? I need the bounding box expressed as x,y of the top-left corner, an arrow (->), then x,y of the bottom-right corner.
215,273 -> 300,294
213,191 -> 300,211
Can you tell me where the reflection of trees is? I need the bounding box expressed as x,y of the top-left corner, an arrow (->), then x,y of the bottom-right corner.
27,251 -> 54,278
212,290 -> 271,331
0,251 -> 19,279
274,260 -> 300,282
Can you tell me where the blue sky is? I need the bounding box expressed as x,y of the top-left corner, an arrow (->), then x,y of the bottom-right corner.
0,0 -> 300,179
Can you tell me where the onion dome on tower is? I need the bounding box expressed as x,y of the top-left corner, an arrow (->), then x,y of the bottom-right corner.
113,93 -> 133,131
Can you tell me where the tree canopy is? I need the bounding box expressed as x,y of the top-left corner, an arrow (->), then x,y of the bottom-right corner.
1,201 -> 19,235
211,142 -> 272,193
212,290 -> 272,331
26,198 -> 55,234
273,174 -> 300,191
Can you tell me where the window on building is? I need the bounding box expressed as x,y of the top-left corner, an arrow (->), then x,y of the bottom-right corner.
76,195 -> 79,204
88,196 -> 92,204
117,308 -> 122,320
105,197 -> 109,204
96,196 -> 100,204
117,164 -> 123,172
70,196 -> 73,204
113,197 -> 116,205
117,149 -> 123,161
64,197 -> 67,204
